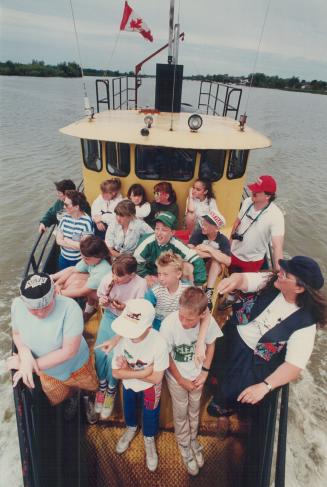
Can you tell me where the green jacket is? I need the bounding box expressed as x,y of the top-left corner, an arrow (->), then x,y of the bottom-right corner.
40,200 -> 64,227
134,233 -> 207,286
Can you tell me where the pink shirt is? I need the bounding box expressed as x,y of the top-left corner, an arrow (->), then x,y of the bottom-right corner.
97,272 -> 148,316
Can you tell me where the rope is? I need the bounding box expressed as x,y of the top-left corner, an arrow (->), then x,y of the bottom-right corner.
243,0 -> 272,114
106,29 -> 122,77
68,0 -> 87,97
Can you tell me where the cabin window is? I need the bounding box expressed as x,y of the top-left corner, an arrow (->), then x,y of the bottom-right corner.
105,142 -> 130,177
227,150 -> 249,179
199,150 -> 225,181
81,139 -> 102,171
135,146 -> 196,181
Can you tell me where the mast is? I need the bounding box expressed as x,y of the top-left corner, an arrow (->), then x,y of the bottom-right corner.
168,0 -> 175,64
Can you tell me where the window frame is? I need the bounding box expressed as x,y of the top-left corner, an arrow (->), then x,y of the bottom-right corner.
226,149 -> 249,180
105,141 -> 131,177
81,139 -> 102,172
199,149 -> 226,182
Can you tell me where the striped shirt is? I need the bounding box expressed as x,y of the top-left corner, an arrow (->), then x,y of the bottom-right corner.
145,281 -> 190,322
58,213 -> 94,261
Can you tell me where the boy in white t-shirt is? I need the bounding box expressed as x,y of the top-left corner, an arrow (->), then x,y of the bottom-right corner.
160,287 -> 222,476
111,299 -> 169,472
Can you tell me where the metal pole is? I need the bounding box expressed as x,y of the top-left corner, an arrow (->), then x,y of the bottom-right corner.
168,0 -> 175,64
173,23 -> 180,65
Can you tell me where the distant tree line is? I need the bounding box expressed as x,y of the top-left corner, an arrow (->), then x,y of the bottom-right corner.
185,72 -> 327,94
1,60 -> 326,94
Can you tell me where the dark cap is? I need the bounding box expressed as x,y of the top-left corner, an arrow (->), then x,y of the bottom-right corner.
20,272 -> 55,309
279,256 -> 324,290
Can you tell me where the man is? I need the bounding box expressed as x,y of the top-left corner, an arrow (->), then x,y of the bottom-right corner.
189,211 -> 231,308
134,211 -> 207,287
207,256 -> 326,417
230,175 -> 284,272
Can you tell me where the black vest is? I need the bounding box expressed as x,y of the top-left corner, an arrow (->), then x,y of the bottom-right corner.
231,287 -> 315,381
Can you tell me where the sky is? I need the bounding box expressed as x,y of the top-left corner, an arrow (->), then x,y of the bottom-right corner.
1,0 -> 326,80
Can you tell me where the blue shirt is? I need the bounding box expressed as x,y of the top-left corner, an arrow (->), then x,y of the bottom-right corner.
11,295 -> 89,381
75,259 -> 111,290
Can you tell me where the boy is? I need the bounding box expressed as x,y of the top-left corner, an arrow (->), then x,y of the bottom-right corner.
144,252 -> 190,330
39,179 -> 76,233
111,299 -> 169,472
160,287 -> 222,475
134,211 -> 206,287
189,211 -> 231,308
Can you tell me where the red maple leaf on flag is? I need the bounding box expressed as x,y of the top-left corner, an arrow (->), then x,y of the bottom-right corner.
130,18 -> 143,29
120,2 -> 154,42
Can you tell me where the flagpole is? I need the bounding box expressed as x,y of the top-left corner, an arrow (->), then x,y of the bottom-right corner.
168,0 -> 175,64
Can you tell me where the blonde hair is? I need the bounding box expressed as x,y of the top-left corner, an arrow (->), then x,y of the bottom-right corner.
179,287 -> 208,315
100,178 -> 121,193
156,251 -> 183,273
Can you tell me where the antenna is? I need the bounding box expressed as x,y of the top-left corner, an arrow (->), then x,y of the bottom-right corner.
168,0 -> 175,64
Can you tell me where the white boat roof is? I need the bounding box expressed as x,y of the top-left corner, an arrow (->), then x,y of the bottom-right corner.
60,110 -> 271,150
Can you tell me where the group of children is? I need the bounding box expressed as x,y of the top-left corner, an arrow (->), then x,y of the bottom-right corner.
39,176 -> 232,474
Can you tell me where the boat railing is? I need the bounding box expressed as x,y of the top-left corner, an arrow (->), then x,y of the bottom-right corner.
95,79 -> 110,112
95,76 -> 137,112
198,80 -> 242,119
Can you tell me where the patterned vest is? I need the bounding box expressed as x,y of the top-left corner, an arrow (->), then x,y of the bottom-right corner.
231,287 -> 315,381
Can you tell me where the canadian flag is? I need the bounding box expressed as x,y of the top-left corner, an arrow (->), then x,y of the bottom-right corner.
120,1 -> 154,42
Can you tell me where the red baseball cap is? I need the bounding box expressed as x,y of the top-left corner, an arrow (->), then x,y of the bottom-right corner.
248,175 -> 277,194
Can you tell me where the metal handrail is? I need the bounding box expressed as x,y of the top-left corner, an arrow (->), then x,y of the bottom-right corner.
198,80 -> 242,119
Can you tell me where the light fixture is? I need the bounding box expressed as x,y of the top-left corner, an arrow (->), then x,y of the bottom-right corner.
144,115 -> 154,128
140,127 -> 149,136
188,114 -> 203,132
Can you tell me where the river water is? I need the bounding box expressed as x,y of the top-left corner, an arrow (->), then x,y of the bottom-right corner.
0,76 -> 326,486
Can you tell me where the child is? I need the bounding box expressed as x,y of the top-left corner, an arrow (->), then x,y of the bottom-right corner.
50,235 -> 112,322
111,299 -> 169,472
160,287 -> 222,476
91,178 -> 123,238
127,183 -> 151,220
147,181 -> 179,228
94,255 -> 147,420
134,211 -> 207,288
189,211 -> 231,308
39,179 -> 76,233
185,179 -> 223,233
144,252 -> 190,330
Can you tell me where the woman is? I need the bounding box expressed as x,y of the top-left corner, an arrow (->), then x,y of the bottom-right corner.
105,199 -> 153,257
147,181 -> 179,228
91,178 -> 123,238
207,256 -> 327,416
185,178 -> 222,233
7,273 -> 98,421
51,235 -> 111,322
56,190 -> 93,270
127,183 -> 151,220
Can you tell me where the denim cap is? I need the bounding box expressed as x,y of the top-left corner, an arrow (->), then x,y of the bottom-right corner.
154,211 -> 177,229
20,273 -> 55,309
112,299 -> 155,339
279,256 -> 324,290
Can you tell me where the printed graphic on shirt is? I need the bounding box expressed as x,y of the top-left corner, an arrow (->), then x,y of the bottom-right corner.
172,340 -> 197,363
123,349 -> 148,369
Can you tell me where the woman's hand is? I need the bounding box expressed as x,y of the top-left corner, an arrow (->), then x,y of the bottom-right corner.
96,222 -> 106,232
217,274 -> 244,295
18,347 -> 40,389
6,353 -> 20,371
99,296 -> 109,307
237,383 -> 269,404
111,300 -> 125,311
194,341 -> 206,368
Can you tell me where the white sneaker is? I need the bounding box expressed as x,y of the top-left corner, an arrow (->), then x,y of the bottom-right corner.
94,390 -> 106,414
116,427 -> 138,454
179,446 -> 199,476
100,391 -> 116,420
191,439 -> 204,468
83,396 -> 98,425
144,436 -> 158,472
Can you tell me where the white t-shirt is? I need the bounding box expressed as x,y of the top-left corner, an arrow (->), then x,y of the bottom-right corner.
231,197 -> 285,261
112,328 -> 169,392
186,196 -> 220,224
91,193 -> 123,224
160,311 -> 222,382
238,272 -> 316,369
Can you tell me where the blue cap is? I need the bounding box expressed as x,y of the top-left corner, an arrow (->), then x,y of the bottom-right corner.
279,256 -> 324,290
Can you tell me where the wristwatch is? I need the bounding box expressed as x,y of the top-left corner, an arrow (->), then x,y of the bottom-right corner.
202,366 -> 210,372
263,380 -> 272,392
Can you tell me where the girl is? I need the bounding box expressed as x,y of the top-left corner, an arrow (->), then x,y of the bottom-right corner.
91,178 -> 123,238
105,200 -> 153,257
56,190 -> 93,270
147,181 -> 179,228
51,235 -> 112,322
185,179 -> 222,233
127,183 -> 151,219
93,255 -> 147,420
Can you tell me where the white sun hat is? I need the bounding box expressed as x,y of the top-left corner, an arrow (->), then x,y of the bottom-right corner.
111,299 -> 155,339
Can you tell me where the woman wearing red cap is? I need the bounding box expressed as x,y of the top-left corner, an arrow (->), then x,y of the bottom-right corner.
229,174 -> 284,274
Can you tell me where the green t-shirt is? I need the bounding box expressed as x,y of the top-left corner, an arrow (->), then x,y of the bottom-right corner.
75,259 -> 111,289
